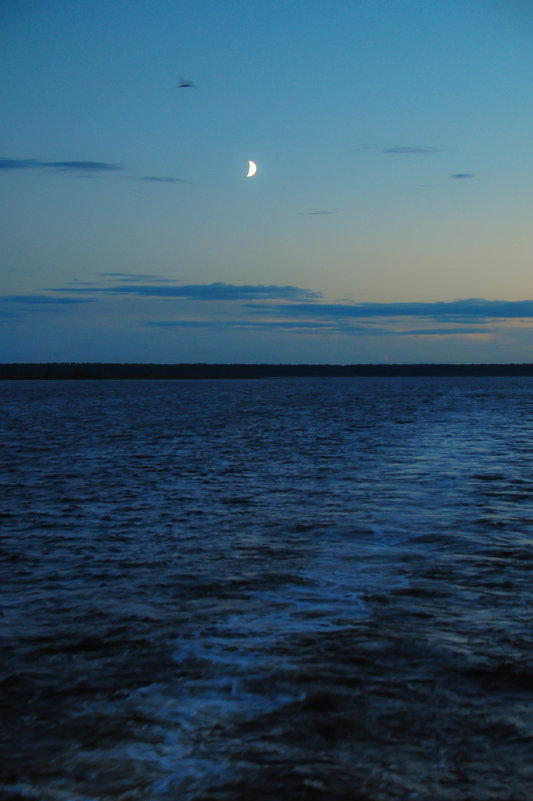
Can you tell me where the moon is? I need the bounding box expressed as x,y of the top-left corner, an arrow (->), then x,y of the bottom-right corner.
246,160 -> 257,178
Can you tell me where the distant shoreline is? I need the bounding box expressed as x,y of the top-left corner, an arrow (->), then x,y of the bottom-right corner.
1,363 -> 533,379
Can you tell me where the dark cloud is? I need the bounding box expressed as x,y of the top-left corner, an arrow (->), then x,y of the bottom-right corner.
0,294 -> 95,318
96,272 -> 176,283
50,282 -> 322,301
331,323 -> 491,337
0,294 -> 94,305
143,319 -> 491,338
245,298 -> 533,321
300,209 -> 338,216
383,146 -> 441,155
144,319 -> 334,331
451,173 -> 475,179
0,158 -> 123,173
49,161 -> 123,172
5,283 -> 528,342
0,159 -> 41,170
46,282 -> 533,323
396,327 -> 489,336
137,176 -> 185,183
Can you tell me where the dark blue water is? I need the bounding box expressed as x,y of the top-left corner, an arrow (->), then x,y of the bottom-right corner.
1,377 -> 533,800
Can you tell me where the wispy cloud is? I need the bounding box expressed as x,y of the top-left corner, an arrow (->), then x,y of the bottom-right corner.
43,281 -> 533,323
451,173 -> 475,179
96,272 -> 177,283
0,294 -> 96,319
50,281 -> 322,301
0,159 -> 40,170
0,294 -> 94,305
245,298 -> 533,321
144,319 -> 334,331
0,157 -> 189,184
354,144 -> 443,155
382,146 -> 441,155
394,327 -> 490,337
6,281 -> 532,345
137,176 -> 185,183
142,319 -> 492,338
0,158 -> 123,173
49,161 -> 123,172
141,297 -> 532,340
300,209 -> 338,216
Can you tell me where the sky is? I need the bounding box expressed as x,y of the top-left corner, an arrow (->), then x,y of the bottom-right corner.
1,0 -> 533,364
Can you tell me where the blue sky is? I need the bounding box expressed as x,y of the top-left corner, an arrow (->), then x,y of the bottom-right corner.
2,0 -> 533,363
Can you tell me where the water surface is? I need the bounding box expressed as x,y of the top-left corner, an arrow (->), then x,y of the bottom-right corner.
1,377 -> 532,800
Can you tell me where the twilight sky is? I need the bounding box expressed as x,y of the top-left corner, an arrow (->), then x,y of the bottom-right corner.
2,0 -> 533,363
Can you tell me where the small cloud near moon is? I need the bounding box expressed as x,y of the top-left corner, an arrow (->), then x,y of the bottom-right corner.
299,209 -> 338,216
383,146 -> 440,155
451,173 -> 475,179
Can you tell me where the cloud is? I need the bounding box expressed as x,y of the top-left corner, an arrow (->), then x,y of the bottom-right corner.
49,161 -> 123,172
382,146 -> 441,155
0,159 -> 41,170
300,209 -> 338,216
137,176 -> 185,183
0,158 -> 188,182
451,173 -> 475,179
245,298 -> 533,321
96,272 -> 176,283
144,319 -> 334,331
0,294 -> 96,318
0,158 -> 123,173
50,281 -> 322,301
142,319 -> 492,338
9,281 -> 532,345
0,294 -> 94,305
395,327 -> 490,336
44,281 -> 533,325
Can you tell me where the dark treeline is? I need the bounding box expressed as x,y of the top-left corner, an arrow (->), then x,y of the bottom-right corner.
1,363 -> 533,379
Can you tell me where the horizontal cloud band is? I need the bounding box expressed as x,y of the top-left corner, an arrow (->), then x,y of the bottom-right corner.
144,319 -> 490,337
40,282 -> 533,320
5,282 -> 533,337
245,298 -> 533,319
0,294 -> 95,304
0,158 -> 123,172
50,282 -> 322,301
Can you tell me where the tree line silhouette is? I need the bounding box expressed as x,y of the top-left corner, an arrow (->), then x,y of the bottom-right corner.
1,363 -> 533,379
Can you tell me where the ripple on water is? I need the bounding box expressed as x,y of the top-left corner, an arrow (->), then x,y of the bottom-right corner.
1,377 -> 533,800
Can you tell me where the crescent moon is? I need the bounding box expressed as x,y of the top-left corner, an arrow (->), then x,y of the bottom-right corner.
246,160 -> 257,178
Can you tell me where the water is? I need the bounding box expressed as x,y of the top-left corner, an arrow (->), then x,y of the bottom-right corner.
1,376 -> 532,800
